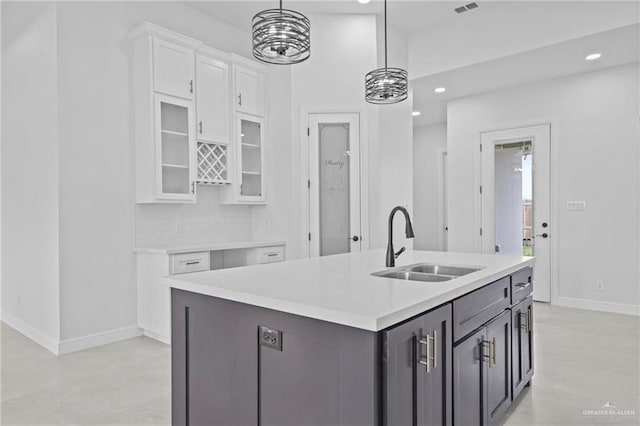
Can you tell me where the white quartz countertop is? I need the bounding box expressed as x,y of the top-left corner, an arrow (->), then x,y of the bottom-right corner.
135,240 -> 286,254
166,249 -> 534,331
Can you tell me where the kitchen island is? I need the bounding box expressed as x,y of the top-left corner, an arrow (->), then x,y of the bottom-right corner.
167,249 -> 535,426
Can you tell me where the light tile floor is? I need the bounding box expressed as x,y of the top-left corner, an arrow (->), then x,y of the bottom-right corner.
1,303 -> 639,425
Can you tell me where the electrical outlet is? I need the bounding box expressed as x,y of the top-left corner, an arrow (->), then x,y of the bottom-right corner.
595,280 -> 605,291
260,326 -> 282,351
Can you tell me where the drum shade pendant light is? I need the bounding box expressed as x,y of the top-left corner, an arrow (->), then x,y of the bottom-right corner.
365,0 -> 408,104
252,0 -> 311,64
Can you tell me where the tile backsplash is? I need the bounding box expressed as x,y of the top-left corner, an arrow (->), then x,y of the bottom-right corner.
135,186 -> 252,247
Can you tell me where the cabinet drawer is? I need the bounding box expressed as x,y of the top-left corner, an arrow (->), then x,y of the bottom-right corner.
255,246 -> 284,264
452,277 -> 510,342
170,252 -> 210,275
511,267 -> 533,305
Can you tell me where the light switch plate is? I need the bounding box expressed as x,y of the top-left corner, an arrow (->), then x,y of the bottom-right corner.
566,201 -> 586,211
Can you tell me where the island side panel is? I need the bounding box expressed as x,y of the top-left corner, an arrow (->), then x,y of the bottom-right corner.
172,288 -> 259,426
171,288 -> 380,426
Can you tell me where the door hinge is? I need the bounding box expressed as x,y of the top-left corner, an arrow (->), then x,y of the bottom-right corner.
308,232 -> 311,241
479,185 -> 483,194
480,228 -> 483,236
480,143 -> 483,152
307,127 -> 310,136
307,179 -> 310,189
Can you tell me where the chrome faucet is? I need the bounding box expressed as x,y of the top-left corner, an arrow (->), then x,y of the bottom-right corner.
386,206 -> 415,267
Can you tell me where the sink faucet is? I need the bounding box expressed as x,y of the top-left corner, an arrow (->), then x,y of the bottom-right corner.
386,206 -> 415,267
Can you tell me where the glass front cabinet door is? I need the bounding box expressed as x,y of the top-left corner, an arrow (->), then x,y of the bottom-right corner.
154,94 -> 196,201
234,114 -> 265,203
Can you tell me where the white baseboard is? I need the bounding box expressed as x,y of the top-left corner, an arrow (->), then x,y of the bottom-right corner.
142,329 -> 170,345
57,325 -> 143,354
555,297 -> 640,316
1,312 -> 60,355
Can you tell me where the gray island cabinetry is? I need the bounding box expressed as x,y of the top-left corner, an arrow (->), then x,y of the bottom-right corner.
168,250 -> 534,426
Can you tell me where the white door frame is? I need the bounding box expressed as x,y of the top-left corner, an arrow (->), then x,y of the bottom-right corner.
479,124 -> 554,303
438,149 -> 448,251
300,107 -> 369,257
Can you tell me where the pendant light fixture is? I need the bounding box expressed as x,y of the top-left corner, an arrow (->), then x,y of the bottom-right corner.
252,0 -> 311,65
365,0 -> 408,104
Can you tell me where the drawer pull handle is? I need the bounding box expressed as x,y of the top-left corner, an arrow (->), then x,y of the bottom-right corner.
266,253 -> 279,257
515,282 -> 531,291
185,261 -> 200,266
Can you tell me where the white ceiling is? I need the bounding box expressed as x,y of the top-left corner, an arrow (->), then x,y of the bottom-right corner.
411,23 -> 640,126
184,1 -> 495,35
182,1 -> 639,127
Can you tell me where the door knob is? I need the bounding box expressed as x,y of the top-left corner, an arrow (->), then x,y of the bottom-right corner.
542,222 -> 548,228
535,233 -> 548,238
352,235 -> 360,242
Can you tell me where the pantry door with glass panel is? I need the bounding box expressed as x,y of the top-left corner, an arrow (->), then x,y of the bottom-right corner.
308,114 -> 361,257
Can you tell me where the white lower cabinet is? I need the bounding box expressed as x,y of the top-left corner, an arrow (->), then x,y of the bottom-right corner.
137,244 -> 285,343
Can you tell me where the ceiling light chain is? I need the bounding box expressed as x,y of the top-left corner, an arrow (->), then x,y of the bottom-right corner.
365,0 -> 408,104
252,0 -> 311,65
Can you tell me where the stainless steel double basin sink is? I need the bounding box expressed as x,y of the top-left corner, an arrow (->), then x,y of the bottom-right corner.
372,263 -> 483,283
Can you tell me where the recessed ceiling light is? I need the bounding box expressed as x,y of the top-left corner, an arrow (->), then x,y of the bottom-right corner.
585,53 -> 602,61
434,87 -> 446,93
358,0 -> 371,4
412,111 -> 421,117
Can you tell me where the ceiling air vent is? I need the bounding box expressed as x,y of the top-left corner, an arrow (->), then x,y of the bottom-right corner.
455,2 -> 480,14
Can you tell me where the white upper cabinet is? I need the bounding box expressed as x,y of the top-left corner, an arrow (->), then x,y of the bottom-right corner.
154,94 -> 197,201
196,49 -> 230,144
127,22 -> 201,203
232,57 -> 265,117
153,39 -> 196,100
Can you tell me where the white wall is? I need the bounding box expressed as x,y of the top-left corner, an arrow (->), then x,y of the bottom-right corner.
374,20 -> 414,251
1,2 -> 61,350
447,63 -> 640,312
413,123 -> 446,251
284,14 -> 377,258
2,4 -> 416,351
273,14 -> 414,257
250,65 -> 293,250
409,1 -> 640,79
53,1 -> 268,342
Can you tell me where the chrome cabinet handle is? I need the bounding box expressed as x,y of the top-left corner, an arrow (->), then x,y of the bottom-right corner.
238,93 -> 242,106
520,311 -> 532,332
191,181 -> 195,194
199,121 -> 203,134
432,330 -> 438,368
418,336 -> 430,373
490,337 -> 496,367
418,332 -> 436,373
520,312 -> 528,330
185,261 -> 200,266
189,80 -> 194,94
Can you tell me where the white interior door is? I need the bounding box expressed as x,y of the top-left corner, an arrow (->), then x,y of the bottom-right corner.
481,124 -> 551,302
308,114 -> 361,257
